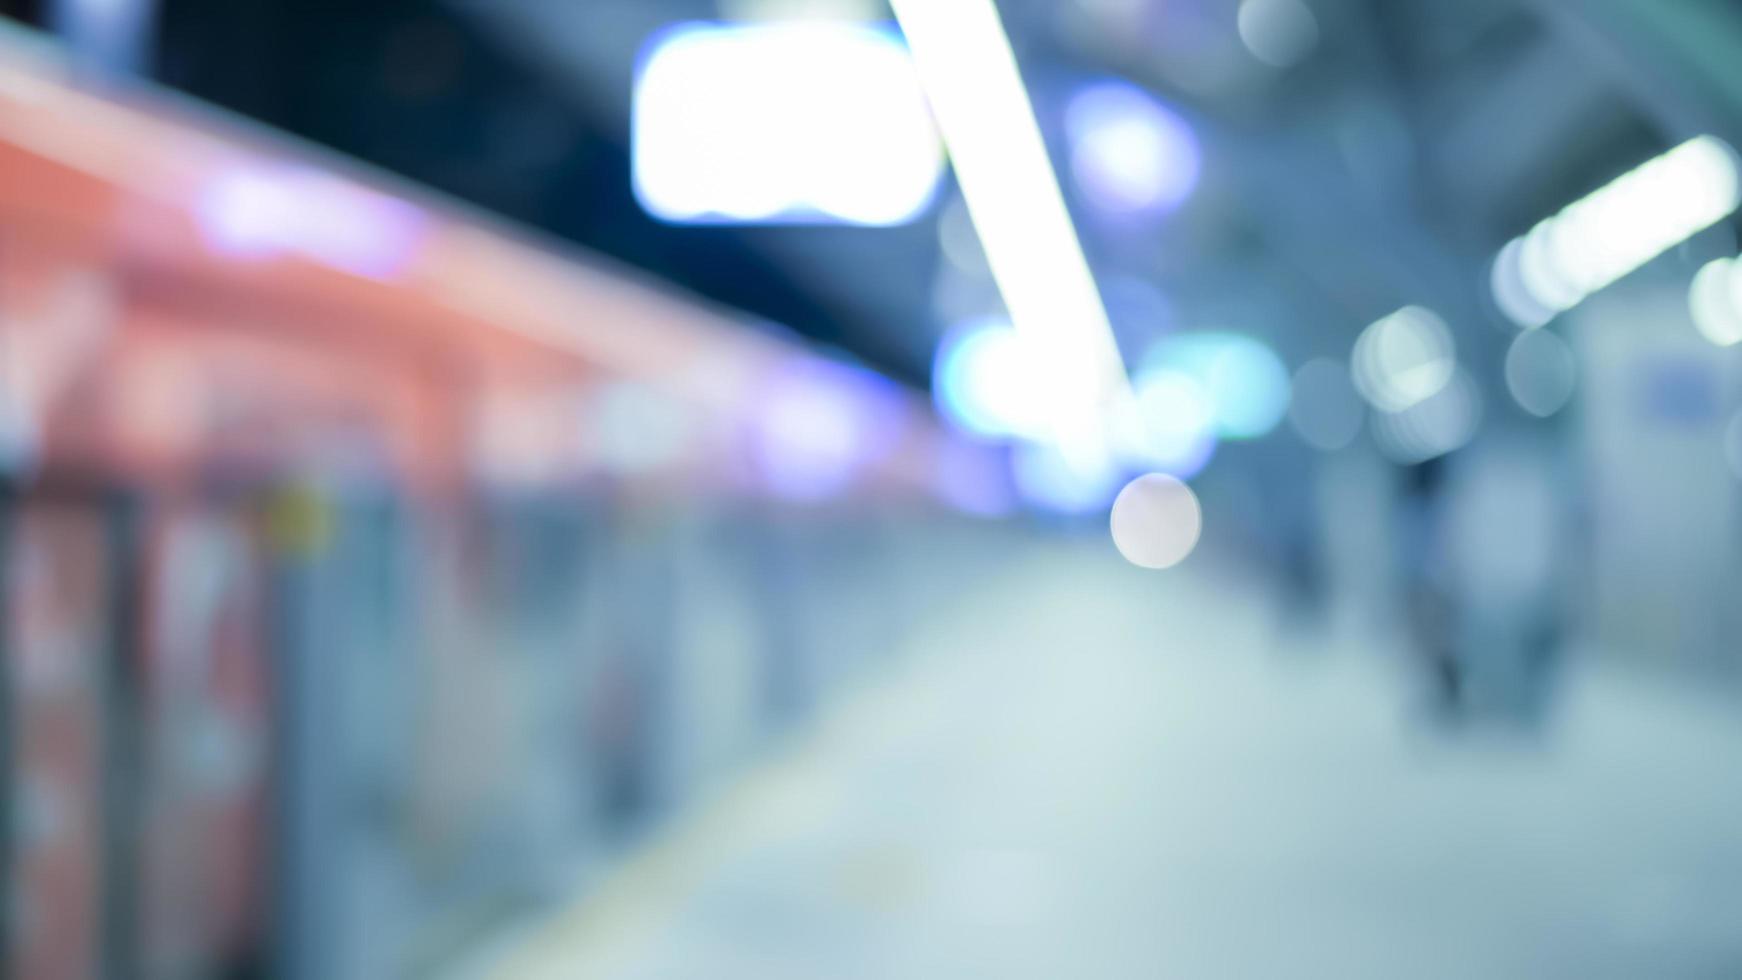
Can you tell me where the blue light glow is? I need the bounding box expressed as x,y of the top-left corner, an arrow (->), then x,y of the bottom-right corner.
932,318 -> 1048,441
1012,442 -> 1123,515
1123,370 -> 1219,477
1143,332 -> 1289,440
1065,81 -> 1201,218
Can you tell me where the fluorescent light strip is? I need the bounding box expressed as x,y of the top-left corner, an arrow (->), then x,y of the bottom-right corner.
1494,135 -> 1742,328
890,0 -> 1131,454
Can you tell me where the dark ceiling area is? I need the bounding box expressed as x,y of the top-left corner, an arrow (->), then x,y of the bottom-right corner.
147,0 -> 919,380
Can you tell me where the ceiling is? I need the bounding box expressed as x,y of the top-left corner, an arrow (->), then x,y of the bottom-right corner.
48,0 -> 1742,392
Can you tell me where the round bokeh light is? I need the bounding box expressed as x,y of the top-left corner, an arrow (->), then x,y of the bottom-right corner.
1109,472 -> 1203,569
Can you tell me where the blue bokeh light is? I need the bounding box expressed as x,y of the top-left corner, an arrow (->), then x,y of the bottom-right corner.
1065,81 -> 1201,218
1123,370 -> 1219,478
932,317 -> 1046,441
1011,442 -> 1124,515
1143,332 -> 1289,440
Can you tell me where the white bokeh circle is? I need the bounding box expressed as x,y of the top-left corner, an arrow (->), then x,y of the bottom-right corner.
1109,473 -> 1202,569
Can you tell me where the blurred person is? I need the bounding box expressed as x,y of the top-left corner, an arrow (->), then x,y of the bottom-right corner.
1255,442 -> 1331,637
1396,455 -> 1462,719
1443,432 -> 1569,727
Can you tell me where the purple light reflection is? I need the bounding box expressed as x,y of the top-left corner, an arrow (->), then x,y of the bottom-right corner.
750,358 -> 908,502
197,168 -> 428,279
931,438 -> 1016,517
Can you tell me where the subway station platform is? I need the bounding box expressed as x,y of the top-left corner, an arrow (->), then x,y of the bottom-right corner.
451,544 -> 1742,980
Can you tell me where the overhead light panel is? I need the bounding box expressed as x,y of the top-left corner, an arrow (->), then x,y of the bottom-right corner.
633,22 -> 945,226
1492,135 -> 1741,328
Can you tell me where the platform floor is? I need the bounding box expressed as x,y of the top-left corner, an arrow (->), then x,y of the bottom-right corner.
466,543 -> 1742,980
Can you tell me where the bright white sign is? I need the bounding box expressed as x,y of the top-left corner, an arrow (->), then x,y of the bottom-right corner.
633,22 -> 944,226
